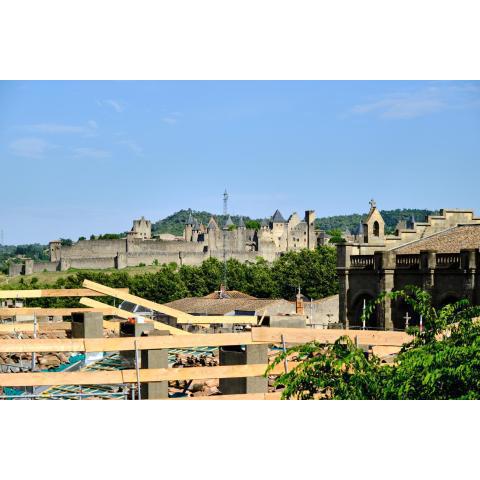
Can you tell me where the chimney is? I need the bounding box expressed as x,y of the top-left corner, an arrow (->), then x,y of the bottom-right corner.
219,284 -> 226,299
295,287 -> 304,315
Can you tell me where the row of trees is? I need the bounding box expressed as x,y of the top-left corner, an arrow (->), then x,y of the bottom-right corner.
269,286 -> 480,400
3,246 -> 338,307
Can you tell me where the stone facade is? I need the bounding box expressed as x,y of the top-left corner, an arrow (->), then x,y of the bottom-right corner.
10,209 -> 323,276
337,201 -> 480,330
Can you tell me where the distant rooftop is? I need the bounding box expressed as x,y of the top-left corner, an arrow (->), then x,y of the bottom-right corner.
394,224 -> 480,254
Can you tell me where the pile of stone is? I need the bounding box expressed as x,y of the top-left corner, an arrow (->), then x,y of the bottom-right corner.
0,331 -> 75,373
169,378 -> 221,397
172,353 -> 218,368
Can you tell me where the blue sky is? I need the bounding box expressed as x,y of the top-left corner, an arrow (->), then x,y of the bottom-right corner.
1,80 -> 479,245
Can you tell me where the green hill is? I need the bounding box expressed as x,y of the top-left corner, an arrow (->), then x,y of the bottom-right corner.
151,209 -> 261,236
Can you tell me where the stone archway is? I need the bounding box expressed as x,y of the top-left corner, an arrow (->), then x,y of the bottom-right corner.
349,292 -> 378,329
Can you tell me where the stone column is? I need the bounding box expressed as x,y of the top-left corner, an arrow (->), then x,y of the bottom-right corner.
140,330 -> 170,399
461,249 -> 477,303
336,244 -> 352,329
375,251 -> 395,330
420,250 -> 436,292
219,344 -> 268,395
119,320 -> 154,365
71,311 -> 104,364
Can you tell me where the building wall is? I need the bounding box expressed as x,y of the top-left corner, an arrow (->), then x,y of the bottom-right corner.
338,247 -> 480,330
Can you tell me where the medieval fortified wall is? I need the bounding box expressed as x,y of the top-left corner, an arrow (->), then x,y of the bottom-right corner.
10,210 -> 320,276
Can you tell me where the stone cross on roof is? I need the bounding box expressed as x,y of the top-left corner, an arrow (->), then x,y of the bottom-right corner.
369,199 -> 376,209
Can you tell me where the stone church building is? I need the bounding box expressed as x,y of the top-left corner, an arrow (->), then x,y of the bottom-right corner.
337,201 -> 480,330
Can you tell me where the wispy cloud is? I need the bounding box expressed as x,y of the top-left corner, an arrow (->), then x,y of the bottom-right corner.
9,137 -> 55,159
99,99 -> 125,113
118,139 -> 143,156
349,83 -> 480,119
161,111 -> 182,125
21,121 -> 98,135
72,147 -> 111,159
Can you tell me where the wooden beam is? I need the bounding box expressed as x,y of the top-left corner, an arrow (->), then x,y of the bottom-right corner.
0,331 -> 256,353
251,327 -> 411,347
83,279 -> 194,321
0,322 -> 72,333
0,287 -> 129,299
82,280 -> 255,326
79,297 -> 191,336
172,392 -> 283,400
0,363 -> 285,387
0,307 -> 117,317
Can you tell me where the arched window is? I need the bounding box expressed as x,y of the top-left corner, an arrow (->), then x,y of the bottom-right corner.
373,221 -> 380,237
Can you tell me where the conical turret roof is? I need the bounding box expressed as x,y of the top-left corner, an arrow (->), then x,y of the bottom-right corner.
238,216 -> 245,228
186,210 -> 194,225
272,209 -> 286,223
207,217 -> 218,230
224,215 -> 234,228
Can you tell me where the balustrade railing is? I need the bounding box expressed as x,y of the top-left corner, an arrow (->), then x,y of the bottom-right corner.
436,253 -> 461,268
350,255 -> 375,268
396,254 -> 420,268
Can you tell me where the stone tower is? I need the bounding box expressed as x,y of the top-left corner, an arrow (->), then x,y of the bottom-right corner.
49,240 -> 62,262
362,199 -> 385,244
305,210 -> 316,250
184,211 -> 194,242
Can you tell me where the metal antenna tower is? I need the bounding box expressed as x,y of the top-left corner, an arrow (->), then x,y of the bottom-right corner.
222,189 -> 229,292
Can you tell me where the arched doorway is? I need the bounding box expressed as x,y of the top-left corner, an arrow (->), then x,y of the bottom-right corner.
350,293 -> 378,329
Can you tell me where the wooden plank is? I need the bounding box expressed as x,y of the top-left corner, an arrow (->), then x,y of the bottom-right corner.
0,363 -> 284,387
176,315 -> 258,325
82,281 -> 254,326
0,322 -> 72,333
251,327 -> 411,347
79,297 -> 191,336
84,332 -> 255,352
0,288 -> 128,299
83,279 -> 194,321
0,338 -> 85,353
0,332 -> 255,353
171,392 -> 284,400
103,320 -> 120,333
0,307 -> 117,317
0,369 -> 123,387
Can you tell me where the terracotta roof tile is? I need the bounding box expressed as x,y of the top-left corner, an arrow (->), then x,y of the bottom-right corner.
394,225 -> 480,254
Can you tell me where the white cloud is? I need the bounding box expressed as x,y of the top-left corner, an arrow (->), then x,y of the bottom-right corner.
72,147 -> 111,159
22,121 -> 98,135
349,82 -> 480,119
161,116 -> 178,124
9,137 -> 54,159
161,111 -> 182,125
118,139 -> 143,155
100,99 -> 125,113
25,123 -> 86,133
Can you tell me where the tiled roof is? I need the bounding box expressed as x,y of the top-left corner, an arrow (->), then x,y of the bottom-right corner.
394,224 -> 480,254
203,290 -> 256,299
164,297 -> 287,315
